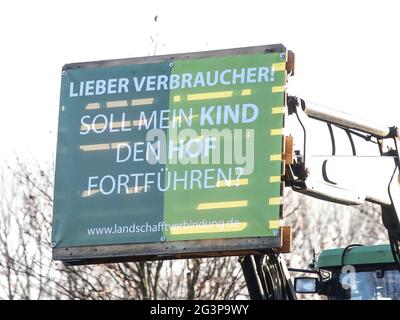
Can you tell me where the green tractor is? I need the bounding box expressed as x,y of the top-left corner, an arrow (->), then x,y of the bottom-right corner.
294,244 -> 400,300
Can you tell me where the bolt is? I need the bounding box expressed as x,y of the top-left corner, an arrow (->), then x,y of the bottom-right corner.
272,230 -> 279,236
51,242 -> 56,248
169,62 -> 174,68
279,52 -> 286,60
160,236 -> 166,242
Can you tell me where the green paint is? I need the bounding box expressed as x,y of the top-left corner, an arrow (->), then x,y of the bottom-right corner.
164,53 -> 285,241
53,62 -> 171,247
317,245 -> 396,269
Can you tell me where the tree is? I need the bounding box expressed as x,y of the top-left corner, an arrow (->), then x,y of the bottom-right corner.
0,157 -> 389,299
0,158 -> 247,300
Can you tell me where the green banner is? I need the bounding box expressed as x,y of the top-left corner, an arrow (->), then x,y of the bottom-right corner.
53,50 -> 286,248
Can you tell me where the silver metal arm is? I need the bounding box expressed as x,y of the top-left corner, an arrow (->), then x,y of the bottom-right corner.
301,101 -> 398,138
286,96 -> 400,262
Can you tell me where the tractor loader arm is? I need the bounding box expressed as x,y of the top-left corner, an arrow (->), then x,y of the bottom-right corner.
242,96 -> 400,300
286,96 -> 400,263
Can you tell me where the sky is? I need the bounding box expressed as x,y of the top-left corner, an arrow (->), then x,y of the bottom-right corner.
0,0 -> 399,164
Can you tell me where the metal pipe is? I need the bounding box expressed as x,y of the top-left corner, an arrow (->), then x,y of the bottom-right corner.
240,255 -> 265,300
302,102 -> 391,138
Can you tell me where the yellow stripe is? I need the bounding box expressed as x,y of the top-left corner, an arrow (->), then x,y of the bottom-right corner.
197,200 -> 248,210
272,86 -> 285,93
82,186 -> 145,197
216,179 -> 248,187
268,197 -> 282,206
272,62 -> 286,71
80,143 -> 110,151
170,222 -> 247,235
81,189 -> 100,197
270,154 -> 282,161
80,121 -> 131,132
107,100 -> 128,108
112,121 -> 131,130
86,103 -> 100,110
131,98 -> 154,106
272,106 -> 285,114
126,186 -> 145,194
187,91 -> 233,101
269,176 -> 281,183
132,119 -> 147,127
173,95 -> 181,102
241,89 -> 252,96
270,128 -> 283,136
268,220 -> 281,229
81,123 -> 107,131
110,142 -> 129,149
80,141 -> 129,151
